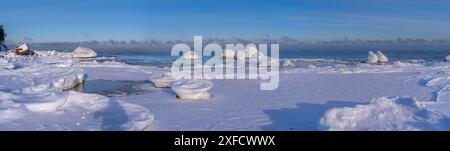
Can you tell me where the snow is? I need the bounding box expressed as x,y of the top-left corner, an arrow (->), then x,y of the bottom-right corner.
320,96 -> 449,131
171,80 -> 213,100
72,47 -> 97,58
2,49 -> 450,131
367,51 -> 378,64
446,55 -> 450,62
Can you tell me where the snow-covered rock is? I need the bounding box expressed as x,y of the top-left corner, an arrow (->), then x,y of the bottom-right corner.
150,73 -> 180,88
320,96 -> 449,131
15,43 -> 30,55
367,51 -> 378,64
376,51 -> 388,64
72,47 -> 97,58
282,59 -> 296,68
223,49 -> 235,59
171,80 -> 213,100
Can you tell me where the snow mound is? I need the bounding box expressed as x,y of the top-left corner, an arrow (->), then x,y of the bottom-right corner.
367,51 -> 378,64
72,47 -> 97,58
171,80 -> 213,100
150,73 -> 180,88
446,55 -> 450,62
320,96 -> 450,131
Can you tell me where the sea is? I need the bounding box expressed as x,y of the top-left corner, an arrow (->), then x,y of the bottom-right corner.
99,50 -> 450,67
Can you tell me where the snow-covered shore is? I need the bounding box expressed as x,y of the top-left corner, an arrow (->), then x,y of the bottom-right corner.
1,50 -> 450,131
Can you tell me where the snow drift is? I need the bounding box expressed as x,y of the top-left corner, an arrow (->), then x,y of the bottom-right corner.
320,96 -> 450,131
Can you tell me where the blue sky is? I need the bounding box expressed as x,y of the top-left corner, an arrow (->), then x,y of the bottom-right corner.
1,0 -> 450,42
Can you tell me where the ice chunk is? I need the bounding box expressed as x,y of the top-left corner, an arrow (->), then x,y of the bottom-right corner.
235,50 -> 246,60
258,53 -> 279,66
51,72 -> 86,91
223,49 -> 235,59
183,51 -> 199,60
72,47 -> 97,58
367,51 -> 378,64
21,69 -> 87,93
376,51 -> 388,64
282,59 -> 296,68
171,80 -> 213,100
245,46 -> 258,58
150,73 -> 180,88
320,96 -> 449,131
